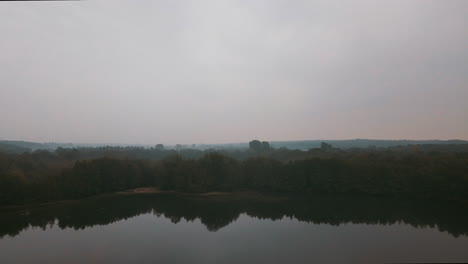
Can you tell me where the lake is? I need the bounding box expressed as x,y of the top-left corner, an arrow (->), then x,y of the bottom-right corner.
1,192 -> 468,264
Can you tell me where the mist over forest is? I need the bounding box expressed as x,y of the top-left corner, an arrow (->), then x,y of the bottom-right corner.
1,139 -> 468,206
2,139 -> 467,154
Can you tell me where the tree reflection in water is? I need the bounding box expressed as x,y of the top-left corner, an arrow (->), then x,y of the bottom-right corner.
1,192 -> 467,238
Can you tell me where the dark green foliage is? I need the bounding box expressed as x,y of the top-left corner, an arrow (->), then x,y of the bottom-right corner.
320,142 -> 333,151
249,140 -> 262,152
155,144 -> 164,150
0,145 -> 468,206
249,140 -> 271,152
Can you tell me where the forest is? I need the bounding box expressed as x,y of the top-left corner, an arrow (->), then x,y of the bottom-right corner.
1,141 -> 468,206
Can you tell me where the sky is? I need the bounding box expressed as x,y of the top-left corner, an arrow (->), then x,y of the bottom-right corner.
0,0 -> 467,144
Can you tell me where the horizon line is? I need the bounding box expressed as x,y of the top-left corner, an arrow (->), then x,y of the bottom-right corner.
1,138 -> 468,146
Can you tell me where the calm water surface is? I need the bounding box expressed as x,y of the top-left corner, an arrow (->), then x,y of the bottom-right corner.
1,193 -> 468,264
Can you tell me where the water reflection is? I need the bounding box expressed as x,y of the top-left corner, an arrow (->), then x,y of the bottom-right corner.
1,192 -> 468,238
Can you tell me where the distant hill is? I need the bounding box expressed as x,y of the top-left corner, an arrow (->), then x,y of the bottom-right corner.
1,139 -> 467,154
269,139 -> 468,150
0,141 -> 32,154
196,139 -> 468,150
0,140 -> 74,154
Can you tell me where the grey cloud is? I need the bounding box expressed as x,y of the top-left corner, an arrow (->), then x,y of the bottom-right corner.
0,0 -> 467,144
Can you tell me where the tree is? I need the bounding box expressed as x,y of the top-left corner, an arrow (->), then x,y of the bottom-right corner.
155,144 -> 164,150
261,141 -> 271,151
249,140 -> 271,152
249,140 -> 262,152
321,142 -> 332,151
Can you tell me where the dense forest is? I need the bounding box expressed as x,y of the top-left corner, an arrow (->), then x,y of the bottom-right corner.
1,141 -> 468,205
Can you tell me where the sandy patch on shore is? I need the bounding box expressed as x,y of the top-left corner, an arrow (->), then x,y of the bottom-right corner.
117,187 -> 164,194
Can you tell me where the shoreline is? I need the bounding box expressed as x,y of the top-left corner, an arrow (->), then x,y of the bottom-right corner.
2,187 -> 467,211
0,188 -> 288,211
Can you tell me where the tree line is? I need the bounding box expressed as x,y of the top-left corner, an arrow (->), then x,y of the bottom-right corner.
1,142 -> 468,205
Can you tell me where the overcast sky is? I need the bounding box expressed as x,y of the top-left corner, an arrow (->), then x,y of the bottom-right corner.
0,0 -> 467,144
